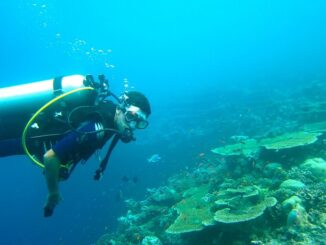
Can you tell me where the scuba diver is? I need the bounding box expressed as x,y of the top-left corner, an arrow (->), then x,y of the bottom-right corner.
0,74 -> 151,217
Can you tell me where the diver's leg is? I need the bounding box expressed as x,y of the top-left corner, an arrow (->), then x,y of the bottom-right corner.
43,149 -> 62,217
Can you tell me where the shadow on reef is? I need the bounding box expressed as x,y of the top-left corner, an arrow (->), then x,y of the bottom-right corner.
178,220 -> 267,245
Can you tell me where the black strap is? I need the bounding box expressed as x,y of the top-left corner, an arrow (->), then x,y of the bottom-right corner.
94,134 -> 120,180
59,161 -> 78,181
53,76 -> 63,96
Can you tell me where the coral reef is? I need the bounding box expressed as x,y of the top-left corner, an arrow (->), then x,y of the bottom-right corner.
211,131 -> 321,167
280,179 -> 305,191
96,147 -> 326,244
214,186 -> 277,224
141,236 -> 163,245
300,157 -> 326,180
96,87 -> 326,244
166,185 -> 215,234
260,131 -> 321,150
211,138 -> 259,158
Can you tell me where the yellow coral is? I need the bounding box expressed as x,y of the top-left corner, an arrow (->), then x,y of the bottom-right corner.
260,131 -> 320,150
212,131 -> 321,158
166,185 -> 215,234
211,139 -> 259,157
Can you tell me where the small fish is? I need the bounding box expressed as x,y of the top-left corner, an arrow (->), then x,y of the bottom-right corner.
132,176 -> 139,183
121,175 -> 129,182
121,175 -> 139,184
198,152 -> 205,157
147,154 -> 161,163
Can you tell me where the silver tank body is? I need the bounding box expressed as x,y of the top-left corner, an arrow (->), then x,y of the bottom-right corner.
0,75 -> 91,140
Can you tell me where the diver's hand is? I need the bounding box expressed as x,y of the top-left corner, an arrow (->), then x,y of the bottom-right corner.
43,192 -> 62,217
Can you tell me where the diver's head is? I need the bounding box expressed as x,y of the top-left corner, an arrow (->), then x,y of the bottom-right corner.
114,91 -> 151,142
123,91 -> 151,117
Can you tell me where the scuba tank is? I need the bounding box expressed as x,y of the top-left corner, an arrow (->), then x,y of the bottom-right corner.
0,75 -> 98,140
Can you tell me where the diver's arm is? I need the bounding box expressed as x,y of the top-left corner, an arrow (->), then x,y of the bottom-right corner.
43,149 -> 62,217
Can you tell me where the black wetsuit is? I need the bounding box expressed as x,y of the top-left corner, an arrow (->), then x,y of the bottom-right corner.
0,100 -> 117,166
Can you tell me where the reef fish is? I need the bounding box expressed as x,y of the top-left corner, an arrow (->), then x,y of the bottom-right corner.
147,154 -> 161,163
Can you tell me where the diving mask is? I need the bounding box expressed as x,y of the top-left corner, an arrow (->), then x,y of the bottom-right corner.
124,105 -> 148,129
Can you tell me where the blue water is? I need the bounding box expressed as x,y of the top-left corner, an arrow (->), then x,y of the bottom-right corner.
1,1 -> 326,244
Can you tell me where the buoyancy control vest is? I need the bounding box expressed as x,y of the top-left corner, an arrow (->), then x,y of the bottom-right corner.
0,75 -> 96,140
0,74 -> 124,179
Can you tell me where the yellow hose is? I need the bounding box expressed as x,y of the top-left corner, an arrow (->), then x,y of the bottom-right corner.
22,87 -> 94,168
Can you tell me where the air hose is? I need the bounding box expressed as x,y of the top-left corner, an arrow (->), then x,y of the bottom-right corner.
21,87 -> 95,168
